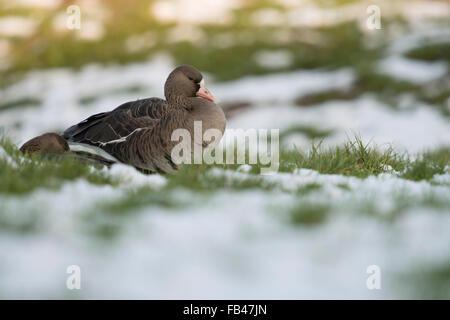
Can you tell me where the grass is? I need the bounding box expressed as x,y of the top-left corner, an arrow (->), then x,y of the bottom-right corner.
0,98 -> 42,112
280,125 -> 333,139
295,183 -> 323,195
0,136 -> 117,195
401,148 -> 450,181
80,186 -> 185,240
163,137 -> 404,188
290,203 -> 330,226
1,133 -> 448,197
399,261 -> 450,299
0,206 -> 41,233
295,89 -> 359,106
100,186 -> 183,215
286,188 -> 449,228
284,140 -> 449,181
165,164 -> 277,192
279,138 -> 405,177
96,137 -> 449,221
294,65 -> 448,115
405,43 -> 450,63
0,0 -> 385,83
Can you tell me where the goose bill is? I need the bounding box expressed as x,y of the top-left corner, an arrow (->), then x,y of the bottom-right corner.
196,79 -> 215,102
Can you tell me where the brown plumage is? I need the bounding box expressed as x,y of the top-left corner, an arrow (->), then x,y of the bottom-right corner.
61,65 -> 226,173
20,133 -> 69,155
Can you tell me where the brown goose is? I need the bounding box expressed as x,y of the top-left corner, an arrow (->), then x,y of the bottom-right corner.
20,133 -> 69,154
21,65 -> 226,173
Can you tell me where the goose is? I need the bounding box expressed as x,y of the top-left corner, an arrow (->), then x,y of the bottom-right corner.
20,132 -> 69,155
20,65 -> 226,173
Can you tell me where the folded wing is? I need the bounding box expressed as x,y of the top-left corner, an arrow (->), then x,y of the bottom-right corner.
63,97 -> 169,144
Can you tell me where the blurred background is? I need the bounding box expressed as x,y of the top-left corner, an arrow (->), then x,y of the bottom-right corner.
0,0 -> 449,151
0,0 -> 449,299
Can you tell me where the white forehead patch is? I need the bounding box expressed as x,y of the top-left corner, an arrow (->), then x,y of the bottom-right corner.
199,79 -> 205,87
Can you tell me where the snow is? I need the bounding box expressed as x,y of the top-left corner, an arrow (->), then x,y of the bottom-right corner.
151,0 -> 241,25
251,9 -> 286,26
166,24 -> 206,44
282,0 -> 450,28
76,20 -> 105,41
6,0 -> 61,9
432,173 -> 450,185
149,0 -> 450,28
0,16 -> 37,37
108,163 -> 167,188
210,168 -> 450,205
0,167 -> 448,299
377,55 -> 448,84
227,96 -> 450,153
377,24 -> 450,84
0,55 -> 175,144
386,27 -> 450,55
214,68 -> 355,103
253,50 -> 294,69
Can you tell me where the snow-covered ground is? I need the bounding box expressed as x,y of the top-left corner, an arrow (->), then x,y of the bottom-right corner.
0,165 -> 449,299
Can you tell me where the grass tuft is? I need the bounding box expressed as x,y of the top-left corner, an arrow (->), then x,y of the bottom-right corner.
401,148 -> 450,181
279,137 -> 404,178
0,98 -> 41,112
405,43 -> 450,63
166,165 -> 277,191
0,135 -> 117,195
100,186 -> 182,215
290,203 -> 330,226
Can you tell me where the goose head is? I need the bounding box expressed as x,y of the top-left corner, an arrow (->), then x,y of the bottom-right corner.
164,65 -> 215,104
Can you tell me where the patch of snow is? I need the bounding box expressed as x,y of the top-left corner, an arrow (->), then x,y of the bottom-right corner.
0,16 -> 37,37
210,32 -> 235,49
166,24 -> 206,44
377,55 -> 448,84
151,0 -> 241,25
215,68 -> 355,103
209,168 -> 450,205
253,50 -> 294,69
387,27 -> 450,55
6,0 -> 61,9
401,1 -> 450,24
251,9 -> 286,26
236,164 -> 252,173
283,0 -> 450,28
281,132 -> 311,151
227,96 -> 450,153
432,173 -> 450,185
76,20 -> 105,41
0,55 -> 175,144
125,32 -> 157,53
108,163 -> 167,188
